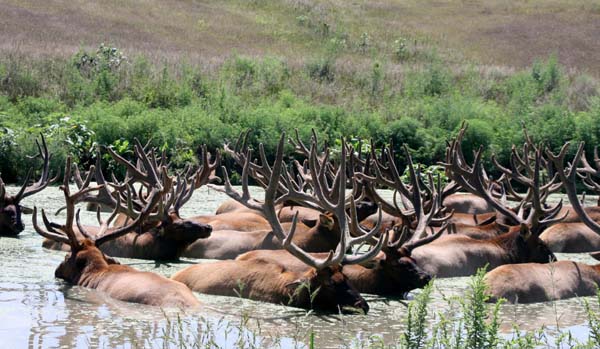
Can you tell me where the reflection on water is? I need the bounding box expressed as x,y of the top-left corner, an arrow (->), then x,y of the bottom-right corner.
0,187 -> 598,348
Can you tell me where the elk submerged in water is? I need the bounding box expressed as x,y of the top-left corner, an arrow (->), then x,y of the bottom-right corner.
236,136 -> 450,297
407,125 -> 562,277
0,135 -> 56,236
486,143 -> 600,303
172,134 -> 386,313
36,158 -> 199,307
42,141 -> 214,260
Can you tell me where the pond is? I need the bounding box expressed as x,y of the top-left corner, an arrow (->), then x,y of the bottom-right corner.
0,186 -> 598,348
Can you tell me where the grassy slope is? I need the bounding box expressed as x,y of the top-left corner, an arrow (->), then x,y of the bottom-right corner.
1,0 -> 599,75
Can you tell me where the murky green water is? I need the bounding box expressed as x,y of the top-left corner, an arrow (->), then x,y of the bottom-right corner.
0,186 -> 597,348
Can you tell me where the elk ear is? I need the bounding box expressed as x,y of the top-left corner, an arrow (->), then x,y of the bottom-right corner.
319,214 -> 335,230
20,206 -> 34,214
519,224 -> 532,240
284,279 -> 307,292
355,258 -> 378,268
285,269 -> 317,291
497,222 -> 510,233
590,251 -> 600,261
302,218 -> 318,228
476,214 -> 496,226
103,254 -> 120,265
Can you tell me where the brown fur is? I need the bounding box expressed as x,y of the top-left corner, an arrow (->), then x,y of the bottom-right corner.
540,222 -> 600,253
190,211 -> 270,232
214,199 -> 256,215
443,193 -> 494,214
57,240 -> 200,307
171,258 -> 368,313
555,206 -> 600,223
183,213 -> 342,259
237,249 -> 432,296
440,221 -> 508,240
485,261 -> 600,303
360,211 -> 404,232
411,226 -> 556,278
43,212 -> 212,260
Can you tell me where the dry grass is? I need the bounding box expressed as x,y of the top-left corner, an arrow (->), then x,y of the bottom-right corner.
1,0 -> 599,74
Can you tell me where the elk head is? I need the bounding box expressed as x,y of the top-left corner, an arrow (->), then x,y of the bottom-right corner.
374,225 -> 453,295
443,122 -> 564,263
34,157 -> 158,283
353,141 -> 452,295
286,264 -> 368,314
501,224 -> 554,263
75,140 -> 218,246
214,131 -> 388,314
0,135 -> 56,236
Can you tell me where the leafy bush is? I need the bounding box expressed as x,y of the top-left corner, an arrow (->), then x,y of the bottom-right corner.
0,45 -> 599,183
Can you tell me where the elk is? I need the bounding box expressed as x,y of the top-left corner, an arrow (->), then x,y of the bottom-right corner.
172,134 -> 386,313
214,199 -> 255,215
0,135 -> 56,236
183,212 -> 343,259
486,143 -> 600,303
540,145 -> 600,252
235,225 -> 440,297
237,150 -> 450,297
540,222 -> 600,253
442,193 -> 494,215
183,203 -> 378,259
182,132 -> 377,259
35,158 -> 200,307
408,126 -> 562,278
42,141 -> 213,260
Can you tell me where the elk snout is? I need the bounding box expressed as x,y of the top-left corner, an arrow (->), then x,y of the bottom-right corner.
420,273 -> 432,284
340,298 -> 370,315
354,298 -> 370,314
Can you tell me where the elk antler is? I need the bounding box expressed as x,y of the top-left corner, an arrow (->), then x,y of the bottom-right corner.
11,134 -> 59,204
211,133 -> 387,269
32,157 -> 158,249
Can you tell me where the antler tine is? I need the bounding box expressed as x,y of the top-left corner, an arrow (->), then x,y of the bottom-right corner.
32,207 -> 71,245
173,173 -> 195,214
492,151 -> 529,187
443,134 -> 523,226
347,197 -> 382,245
0,177 -> 5,205
547,142 -> 600,233
343,230 -> 389,265
13,167 -> 33,202
403,144 -> 424,221
94,188 -> 162,246
576,147 -> 600,198
208,159 -> 263,213
261,133 -> 345,269
402,222 -> 451,254
498,173 -> 526,201
103,140 -> 161,190
290,128 -> 312,157
193,145 -> 221,189
134,139 -> 162,187
33,157 -> 105,248
581,172 -> 600,194
385,225 -> 410,252
77,195 -> 121,238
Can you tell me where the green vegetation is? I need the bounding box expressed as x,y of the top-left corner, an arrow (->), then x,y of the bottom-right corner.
0,43 -> 598,183
115,269 -> 600,348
